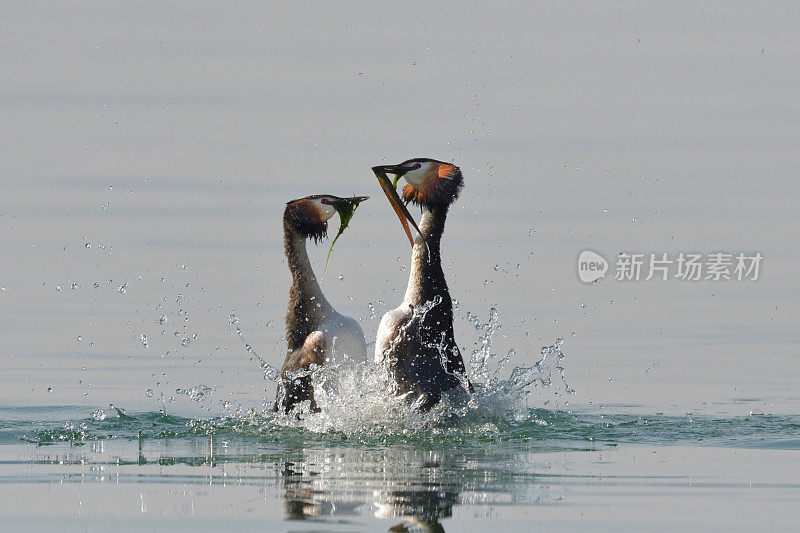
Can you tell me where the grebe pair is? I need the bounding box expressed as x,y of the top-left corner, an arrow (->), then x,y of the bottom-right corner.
276,159 -> 470,412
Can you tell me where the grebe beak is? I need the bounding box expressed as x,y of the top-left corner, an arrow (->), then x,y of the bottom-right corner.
372,165 -> 423,247
326,195 -> 369,207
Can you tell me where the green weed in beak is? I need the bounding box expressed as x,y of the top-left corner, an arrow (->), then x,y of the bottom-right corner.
323,196 -> 367,275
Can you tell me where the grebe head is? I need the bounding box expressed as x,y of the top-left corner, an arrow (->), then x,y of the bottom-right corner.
372,158 -> 463,246
284,194 -> 368,242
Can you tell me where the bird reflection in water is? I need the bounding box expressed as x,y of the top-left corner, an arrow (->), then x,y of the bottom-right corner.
377,487 -> 457,533
280,449 -> 460,532
281,460 -> 362,522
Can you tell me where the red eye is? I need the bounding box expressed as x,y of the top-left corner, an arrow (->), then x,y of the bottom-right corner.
320,199 -> 330,204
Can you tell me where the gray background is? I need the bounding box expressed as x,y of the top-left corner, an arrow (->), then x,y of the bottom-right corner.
2,2 -> 797,415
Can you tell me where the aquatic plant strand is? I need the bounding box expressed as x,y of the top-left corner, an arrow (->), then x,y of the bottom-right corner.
323,201 -> 361,275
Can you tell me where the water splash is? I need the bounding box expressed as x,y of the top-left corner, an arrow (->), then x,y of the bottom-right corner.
108,404 -> 128,418
234,326 -> 280,382
263,303 -> 572,438
467,306 -> 500,382
176,385 -> 213,402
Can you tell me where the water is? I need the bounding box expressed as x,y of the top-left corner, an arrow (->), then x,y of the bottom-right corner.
2,2 -> 800,531
2,406 -> 799,531
5,407 -> 799,451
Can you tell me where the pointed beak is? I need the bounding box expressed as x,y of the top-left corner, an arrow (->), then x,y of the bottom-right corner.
371,165 -> 423,247
326,195 -> 368,220
327,195 -> 369,208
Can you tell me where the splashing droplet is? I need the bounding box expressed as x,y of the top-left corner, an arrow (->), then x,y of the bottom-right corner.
176,385 -> 212,402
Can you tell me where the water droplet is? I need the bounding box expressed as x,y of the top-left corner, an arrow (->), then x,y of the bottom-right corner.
140,334 -> 148,348
145,389 -> 154,397
229,313 -> 238,325
400,264 -> 407,271
77,336 -> 82,341
47,387 -> 53,393
56,285 -> 62,292
157,315 -> 167,325
180,337 -> 191,347
176,384 -> 212,402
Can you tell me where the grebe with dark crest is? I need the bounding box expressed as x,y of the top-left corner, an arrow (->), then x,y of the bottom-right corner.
372,159 -> 473,410
276,194 -> 369,413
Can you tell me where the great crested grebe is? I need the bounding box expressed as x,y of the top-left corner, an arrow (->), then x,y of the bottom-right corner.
372,158 -> 472,410
276,194 -> 368,412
